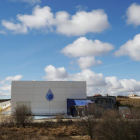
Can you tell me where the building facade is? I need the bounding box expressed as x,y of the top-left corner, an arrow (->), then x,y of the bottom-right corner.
11,81 -> 87,115
87,96 -> 116,109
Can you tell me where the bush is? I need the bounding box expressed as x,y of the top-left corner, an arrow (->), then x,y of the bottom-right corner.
85,104 -> 105,118
12,105 -> 34,128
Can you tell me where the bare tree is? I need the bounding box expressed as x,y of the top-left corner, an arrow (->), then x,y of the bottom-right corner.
77,104 -> 104,139
12,105 -> 34,128
85,103 -> 105,118
96,110 -> 140,140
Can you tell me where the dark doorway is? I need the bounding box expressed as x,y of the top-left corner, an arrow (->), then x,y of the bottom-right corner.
70,106 -> 77,117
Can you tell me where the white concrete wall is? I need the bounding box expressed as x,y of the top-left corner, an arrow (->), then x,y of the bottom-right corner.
11,81 -> 86,115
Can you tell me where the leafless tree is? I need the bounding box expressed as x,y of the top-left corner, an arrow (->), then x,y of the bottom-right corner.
96,110 -> 140,140
12,105 -> 34,128
77,103 -> 104,139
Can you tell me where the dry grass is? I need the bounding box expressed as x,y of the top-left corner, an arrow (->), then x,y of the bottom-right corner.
117,97 -> 140,107
0,121 -> 90,140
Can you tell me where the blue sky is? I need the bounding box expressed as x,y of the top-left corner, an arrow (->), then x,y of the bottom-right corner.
0,0 -> 140,97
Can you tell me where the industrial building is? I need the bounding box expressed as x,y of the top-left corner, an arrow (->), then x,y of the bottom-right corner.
11,81 -> 87,115
87,96 -> 116,109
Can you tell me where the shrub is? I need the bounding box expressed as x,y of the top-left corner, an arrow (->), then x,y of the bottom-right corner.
12,105 -> 34,128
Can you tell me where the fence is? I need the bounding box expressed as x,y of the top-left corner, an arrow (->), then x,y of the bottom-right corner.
0,101 -> 11,111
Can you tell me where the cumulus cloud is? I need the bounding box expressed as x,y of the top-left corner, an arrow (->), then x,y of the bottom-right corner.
126,3 -> 140,26
5,75 -> 23,81
43,65 -> 68,81
70,69 -> 106,86
1,5 -> 110,35
105,76 -> 123,89
114,34 -> 140,61
55,9 -> 110,36
43,65 -> 140,96
119,79 -> 140,92
61,37 -> 114,57
1,20 -> 27,34
77,56 -> 102,69
17,6 -> 54,29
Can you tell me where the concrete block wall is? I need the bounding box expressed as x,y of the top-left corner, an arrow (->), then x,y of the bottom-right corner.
11,81 -> 86,115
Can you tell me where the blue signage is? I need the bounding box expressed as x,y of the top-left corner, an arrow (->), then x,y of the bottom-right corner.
46,89 -> 54,101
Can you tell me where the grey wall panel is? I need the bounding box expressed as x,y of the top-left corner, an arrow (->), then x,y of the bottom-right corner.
33,81 -> 50,88
73,81 -> 86,88
17,101 -> 31,108
31,102 -> 49,109
32,109 -> 50,115
11,95 -> 34,101
34,88 -> 50,95
65,81 -> 74,88
12,81 -> 33,88
53,94 -> 66,101
34,95 -> 48,101
50,109 -> 67,114
51,88 -> 65,95
65,88 -> 86,95
49,101 -> 67,109
12,87 -> 33,95
11,101 -> 17,111
66,94 -> 87,99
49,81 -> 65,88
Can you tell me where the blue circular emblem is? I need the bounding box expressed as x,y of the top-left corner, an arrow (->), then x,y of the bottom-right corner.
46,89 -> 54,101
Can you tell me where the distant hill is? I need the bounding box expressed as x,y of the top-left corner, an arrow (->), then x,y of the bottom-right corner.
117,97 -> 140,107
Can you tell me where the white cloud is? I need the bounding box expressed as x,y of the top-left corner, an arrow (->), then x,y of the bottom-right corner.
43,65 -> 106,86
126,3 -> 140,26
5,75 -> 23,81
120,79 -> 140,92
43,65 -> 140,96
55,9 -> 110,36
61,37 -> 114,57
1,20 -> 27,34
1,5 -> 110,35
0,85 -> 11,91
70,69 -> 106,86
43,65 -> 68,81
17,6 -> 54,29
105,76 -> 123,89
114,34 -> 140,61
77,56 -> 102,69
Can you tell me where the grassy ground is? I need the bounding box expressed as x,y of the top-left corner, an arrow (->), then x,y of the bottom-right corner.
0,122 -> 90,140
117,97 -> 140,107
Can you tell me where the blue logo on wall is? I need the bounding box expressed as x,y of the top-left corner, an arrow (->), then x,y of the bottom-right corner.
46,89 -> 54,101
